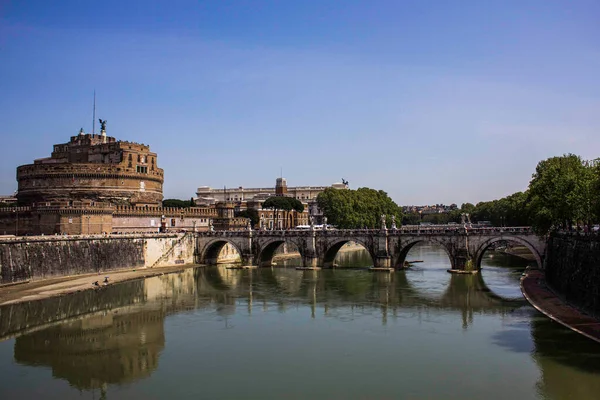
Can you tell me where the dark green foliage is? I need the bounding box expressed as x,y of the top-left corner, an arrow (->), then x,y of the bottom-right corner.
162,199 -> 193,208
466,154 -> 600,234
262,196 -> 304,213
402,212 -> 421,225
235,209 -> 259,227
421,213 -> 451,224
527,154 -> 597,233
316,187 -> 402,229
471,191 -> 530,227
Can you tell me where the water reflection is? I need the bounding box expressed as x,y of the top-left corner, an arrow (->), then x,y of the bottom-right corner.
1,245 -> 599,399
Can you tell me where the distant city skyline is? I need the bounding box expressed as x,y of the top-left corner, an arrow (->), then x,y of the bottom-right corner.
2,0 -> 599,205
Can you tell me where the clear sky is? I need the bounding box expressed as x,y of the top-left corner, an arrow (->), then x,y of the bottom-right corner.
1,0 -> 599,206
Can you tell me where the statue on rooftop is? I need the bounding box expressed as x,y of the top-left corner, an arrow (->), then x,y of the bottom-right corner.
99,119 -> 107,132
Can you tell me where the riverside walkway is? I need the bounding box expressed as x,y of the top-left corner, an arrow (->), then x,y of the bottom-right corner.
521,268 -> 600,344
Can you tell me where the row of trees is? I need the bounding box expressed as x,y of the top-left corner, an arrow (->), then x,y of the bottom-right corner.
315,154 -> 599,234
450,154 -> 599,234
316,187 -> 402,229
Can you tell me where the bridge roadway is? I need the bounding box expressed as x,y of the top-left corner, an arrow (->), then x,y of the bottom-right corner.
195,226 -> 546,270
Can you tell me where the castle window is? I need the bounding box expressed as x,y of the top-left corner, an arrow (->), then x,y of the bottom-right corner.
171,218 -> 176,227
136,166 -> 148,173
137,155 -> 141,162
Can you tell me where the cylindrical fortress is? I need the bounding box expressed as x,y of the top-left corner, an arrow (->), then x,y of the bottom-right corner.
16,132 -> 164,206
17,164 -> 163,206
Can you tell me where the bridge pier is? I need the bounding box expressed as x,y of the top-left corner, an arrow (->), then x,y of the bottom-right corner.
302,255 -> 320,269
241,253 -> 255,267
374,256 -> 392,269
450,249 -> 473,272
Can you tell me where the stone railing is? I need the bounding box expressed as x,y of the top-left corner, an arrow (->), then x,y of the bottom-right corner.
197,226 -> 534,237
0,232 -> 180,244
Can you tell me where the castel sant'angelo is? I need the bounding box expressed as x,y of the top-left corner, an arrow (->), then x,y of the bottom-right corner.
17,126 -> 164,207
0,123 -> 242,235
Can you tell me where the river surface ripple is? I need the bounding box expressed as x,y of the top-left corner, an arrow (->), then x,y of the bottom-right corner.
1,243 -> 600,399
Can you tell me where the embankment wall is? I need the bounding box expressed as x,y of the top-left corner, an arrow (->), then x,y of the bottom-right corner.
545,233 -> 600,316
0,233 -> 194,284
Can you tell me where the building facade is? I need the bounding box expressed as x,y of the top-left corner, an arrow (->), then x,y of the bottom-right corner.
196,179 -> 347,205
196,178 -> 347,226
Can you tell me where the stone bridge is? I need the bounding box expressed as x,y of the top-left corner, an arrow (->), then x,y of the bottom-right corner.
195,226 -> 546,270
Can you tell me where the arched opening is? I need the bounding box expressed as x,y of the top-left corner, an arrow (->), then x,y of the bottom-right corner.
399,241 -> 453,299
201,240 -> 242,265
394,240 -> 454,270
476,238 -> 541,300
475,238 -> 542,270
258,240 -> 301,267
322,240 -> 374,269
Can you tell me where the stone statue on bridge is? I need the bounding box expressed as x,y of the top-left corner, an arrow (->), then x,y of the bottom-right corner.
323,217 -> 327,230
246,218 -> 252,232
391,215 -> 397,230
209,219 -> 214,232
309,216 -> 314,230
260,215 -> 264,231
381,214 -> 386,230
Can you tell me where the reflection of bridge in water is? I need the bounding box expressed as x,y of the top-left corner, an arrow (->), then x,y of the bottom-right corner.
195,227 -> 546,269
4,266 -> 597,396
1,266 -> 524,343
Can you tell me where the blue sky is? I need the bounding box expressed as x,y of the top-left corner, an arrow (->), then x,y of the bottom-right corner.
1,0 -> 599,205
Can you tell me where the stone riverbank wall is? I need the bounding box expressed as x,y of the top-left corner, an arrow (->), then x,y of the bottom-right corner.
545,232 -> 600,316
0,233 -> 195,285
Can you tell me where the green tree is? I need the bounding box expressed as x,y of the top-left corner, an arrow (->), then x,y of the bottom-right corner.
317,187 -> 402,229
162,199 -> 192,208
527,154 -> 592,233
235,209 -> 259,227
402,212 -> 421,225
460,203 -> 475,215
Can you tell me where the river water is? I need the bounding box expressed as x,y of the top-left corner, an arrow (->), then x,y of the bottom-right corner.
1,243 -> 600,399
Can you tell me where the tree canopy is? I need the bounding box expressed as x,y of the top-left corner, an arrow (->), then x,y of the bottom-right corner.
527,154 -> 598,233
235,209 -> 259,227
463,154 -> 600,234
163,198 -> 194,208
262,196 -> 304,213
316,187 -> 402,229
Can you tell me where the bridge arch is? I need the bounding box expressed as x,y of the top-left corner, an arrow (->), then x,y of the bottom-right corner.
257,238 -> 303,267
473,236 -> 542,270
198,239 -> 244,265
394,238 -> 455,269
322,239 -> 375,268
